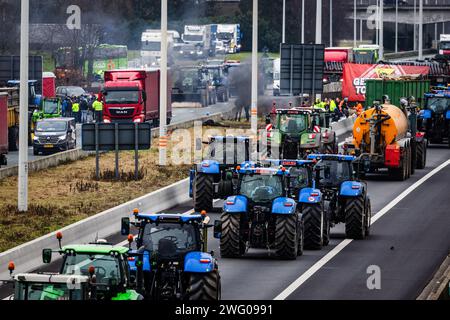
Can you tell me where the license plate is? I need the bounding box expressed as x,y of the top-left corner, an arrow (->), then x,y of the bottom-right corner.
44,144 -> 54,148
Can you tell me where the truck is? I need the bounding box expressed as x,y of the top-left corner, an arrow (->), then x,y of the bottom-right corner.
323,47 -> 353,83
182,25 -> 216,57
141,30 -> 182,66
436,34 -> 450,61
102,69 -> 172,126
215,24 -> 241,54
344,98 -> 427,181
353,45 -> 379,64
419,87 -> 450,147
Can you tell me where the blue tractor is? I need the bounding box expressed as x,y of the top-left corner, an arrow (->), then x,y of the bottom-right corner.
121,211 -> 221,300
262,159 -> 330,249
214,165 -> 304,259
307,154 -> 372,240
419,90 -> 450,148
190,135 -> 252,212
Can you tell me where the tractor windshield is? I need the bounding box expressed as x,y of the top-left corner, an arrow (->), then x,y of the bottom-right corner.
425,97 -> 449,114
142,223 -> 199,256
316,160 -> 352,187
289,167 -> 310,191
15,282 -> 84,300
43,100 -> 59,115
240,174 -> 283,202
62,253 -> 122,287
278,114 -> 307,133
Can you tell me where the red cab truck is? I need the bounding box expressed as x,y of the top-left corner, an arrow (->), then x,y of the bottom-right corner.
102,69 -> 172,126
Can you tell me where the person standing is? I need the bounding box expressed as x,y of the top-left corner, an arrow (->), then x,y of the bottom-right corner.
80,97 -> 88,123
61,98 -> 68,117
92,98 -> 103,123
72,98 -> 80,123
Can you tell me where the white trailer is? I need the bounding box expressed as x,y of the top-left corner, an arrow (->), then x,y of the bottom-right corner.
141,29 -> 181,65
216,24 -> 241,54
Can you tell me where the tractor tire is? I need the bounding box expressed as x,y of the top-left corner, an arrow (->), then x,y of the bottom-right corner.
302,204 -> 324,250
8,126 -> 19,152
297,219 -> 304,256
193,174 -> 214,212
218,179 -> 233,198
186,271 -> 220,301
389,154 -> 407,181
416,140 -> 426,169
323,208 -> 331,246
217,87 -> 226,103
365,197 -> 372,236
410,142 -> 416,175
405,144 -> 411,179
220,213 -> 245,258
344,196 -> 366,240
274,214 -> 298,260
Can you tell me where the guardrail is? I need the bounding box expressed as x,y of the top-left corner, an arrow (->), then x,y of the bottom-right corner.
0,116 -> 356,280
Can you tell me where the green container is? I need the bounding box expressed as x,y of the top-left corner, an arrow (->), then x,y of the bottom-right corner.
365,79 -> 430,108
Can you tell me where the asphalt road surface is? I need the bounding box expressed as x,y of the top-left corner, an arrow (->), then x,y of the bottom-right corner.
2,101 -> 236,169
1,146 -> 448,300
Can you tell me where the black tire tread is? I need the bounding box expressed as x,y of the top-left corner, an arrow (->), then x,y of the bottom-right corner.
302,204 -> 323,250
345,196 -> 365,240
274,215 -> 297,259
220,213 -> 244,258
193,174 -> 214,212
186,271 -> 220,301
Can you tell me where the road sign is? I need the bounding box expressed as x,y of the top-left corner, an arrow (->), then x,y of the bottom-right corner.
280,44 -> 325,97
82,123 -> 152,180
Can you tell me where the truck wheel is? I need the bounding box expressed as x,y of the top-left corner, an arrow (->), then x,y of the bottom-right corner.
302,204 -> 324,250
416,140 -> 426,169
344,196 -> 366,240
274,214 -> 298,260
220,213 -> 245,258
8,126 -> 19,152
186,271 -> 220,301
193,173 -> 214,212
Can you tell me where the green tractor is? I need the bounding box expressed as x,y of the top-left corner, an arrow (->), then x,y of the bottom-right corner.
32,97 -> 62,123
39,232 -> 143,300
267,109 -> 321,160
309,107 -> 338,154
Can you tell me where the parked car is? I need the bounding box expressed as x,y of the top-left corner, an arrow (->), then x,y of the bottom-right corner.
56,86 -> 86,98
33,118 -> 76,155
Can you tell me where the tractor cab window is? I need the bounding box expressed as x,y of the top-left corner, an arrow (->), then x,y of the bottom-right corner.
278,114 -> 307,133
316,160 -> 352,187
289,167 -> 310,190
425,97 -> 449,114
43,100 -> 59,114
62,253 -> 122,288
15,282 -> 84,300
207,140 -> 249,164
240,174 -> 283,202
142,223 -> 199,256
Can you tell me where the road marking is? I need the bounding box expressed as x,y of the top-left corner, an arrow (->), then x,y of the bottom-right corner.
3,295 -> 12,300
274,159 -> 450,300
116,200 -> 221,247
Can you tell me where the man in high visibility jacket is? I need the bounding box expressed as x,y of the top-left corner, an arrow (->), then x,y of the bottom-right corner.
329,99 -> 337,112
72,99 -> 80,123
93,99 -> 103,123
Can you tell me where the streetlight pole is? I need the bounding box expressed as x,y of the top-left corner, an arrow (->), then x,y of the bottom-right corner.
159,0 -> 168,166
282,0 -> 286,43
316,0 -> 322,44
301,0 -> 305,43
395,0 -> 398,52
18,0 -> 29,212
379,0 -> 384,59
330,0 -> 333,46
251,0 -> 258,136
414,0 -> 417,51
354,0 -> 357,48
418,0 -> 423,59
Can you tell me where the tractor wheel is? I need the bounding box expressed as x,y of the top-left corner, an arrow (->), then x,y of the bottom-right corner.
416,140 -> 426,169
302,204 -> 324,250
186,271 -> 220,301
405,144 -> 411,179
297,219 -> 304,256
193,174 -> 214,212
274,214 -> 298,260
365,197 -> 372,237
389,153 -> 406,181
344,196 -> 366,240
410,142 -> 416,175
8,126 -> 19,152
220,213 -> 245,258
218,179 -> 233,198
322,207 -> 331,246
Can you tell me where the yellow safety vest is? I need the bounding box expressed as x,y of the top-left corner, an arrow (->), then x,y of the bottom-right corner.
72,103 -> 79,112
93,101 -> 103,111
329,100 -> 337,112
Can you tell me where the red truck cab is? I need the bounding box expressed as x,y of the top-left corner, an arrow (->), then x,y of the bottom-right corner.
102,69 -> 172,125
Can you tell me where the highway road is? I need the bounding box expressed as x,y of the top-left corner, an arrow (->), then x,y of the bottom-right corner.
2,101 -> 236,169
1,146 -> 448,300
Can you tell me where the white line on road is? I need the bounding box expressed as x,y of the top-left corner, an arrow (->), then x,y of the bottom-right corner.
274,159 -> 450,300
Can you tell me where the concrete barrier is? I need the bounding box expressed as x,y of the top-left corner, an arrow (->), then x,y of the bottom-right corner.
331,116 -> 356,137
0,178 -> 190,280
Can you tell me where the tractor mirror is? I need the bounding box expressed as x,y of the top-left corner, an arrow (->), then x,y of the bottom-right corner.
213,220 -> 222,239
42,249 -> 52,264
121,218 -> 130,236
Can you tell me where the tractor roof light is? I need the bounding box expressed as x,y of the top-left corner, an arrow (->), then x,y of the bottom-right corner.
133,208 -> 139,216
127,234 -> 134,243
56,232 -> 63,240
236,166 -> 241,171
201,210 -> 207,217
8,261 -> 15,274
88,266 -> 96,276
